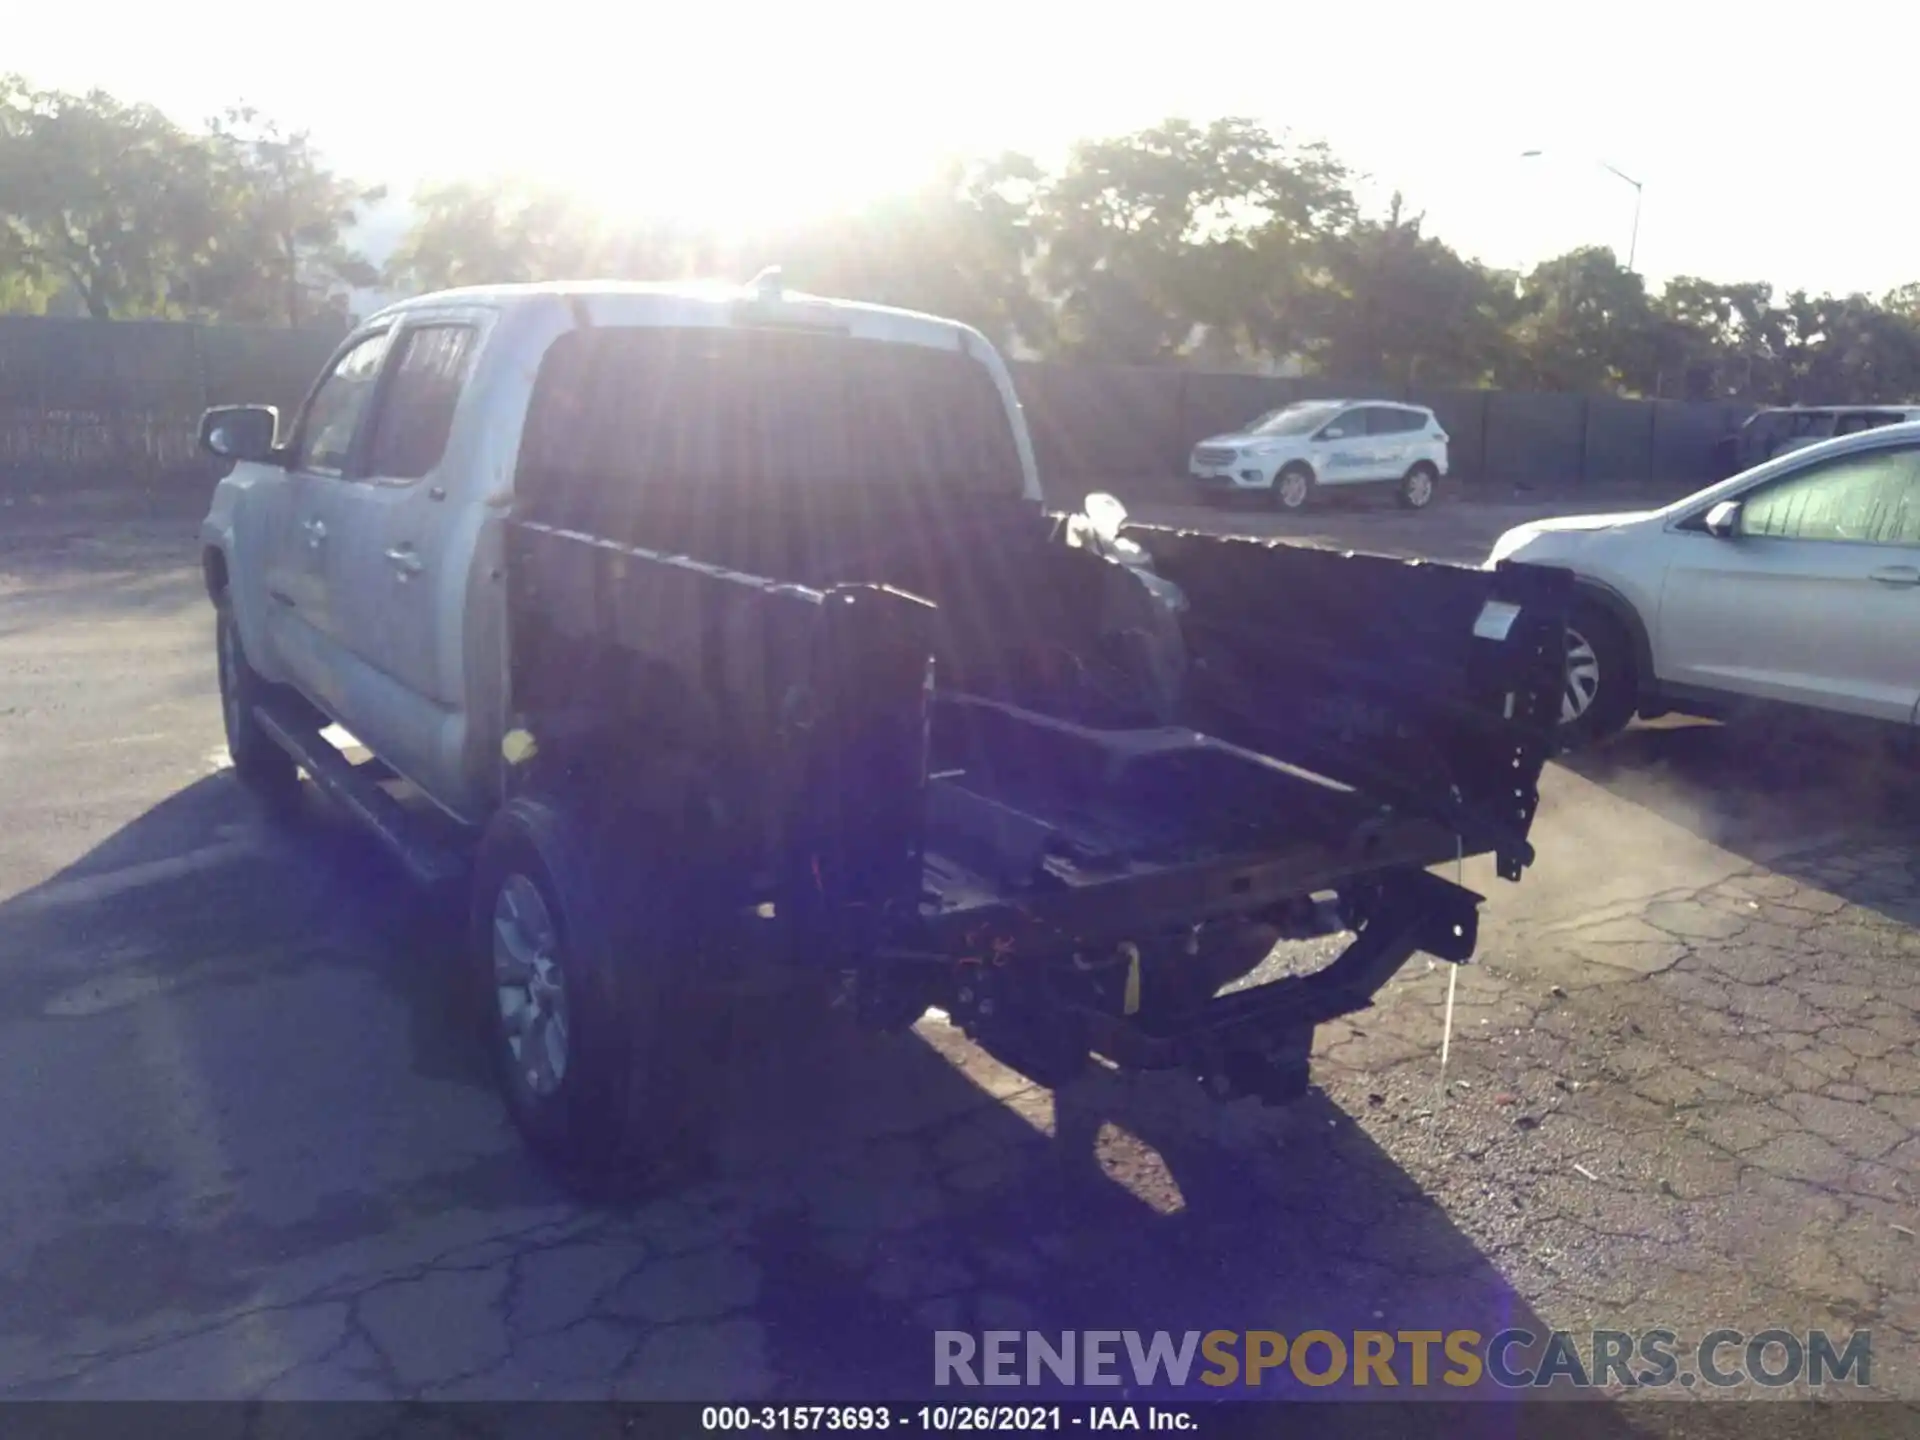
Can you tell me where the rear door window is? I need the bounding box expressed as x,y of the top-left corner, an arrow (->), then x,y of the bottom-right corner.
1364,406 -> 1424,435
363,324 -> 480,481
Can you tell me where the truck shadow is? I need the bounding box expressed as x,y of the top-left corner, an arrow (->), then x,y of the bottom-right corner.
1558,714 -> 1920,924
0,776 -> 1615,1420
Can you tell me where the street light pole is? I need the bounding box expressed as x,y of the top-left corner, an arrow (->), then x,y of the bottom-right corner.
1598,161 -> 1644,272
1520,150 -> 1643,273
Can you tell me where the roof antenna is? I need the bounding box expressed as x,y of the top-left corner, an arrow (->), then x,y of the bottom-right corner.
748,265 -> 782,300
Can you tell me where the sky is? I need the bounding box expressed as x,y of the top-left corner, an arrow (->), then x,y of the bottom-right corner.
13,0 -> 1919,299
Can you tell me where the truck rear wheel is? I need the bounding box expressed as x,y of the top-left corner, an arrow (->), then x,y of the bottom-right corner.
470,794 -> 702,1194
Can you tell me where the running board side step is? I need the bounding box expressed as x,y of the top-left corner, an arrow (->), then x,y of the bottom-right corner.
252,700 -> 467,888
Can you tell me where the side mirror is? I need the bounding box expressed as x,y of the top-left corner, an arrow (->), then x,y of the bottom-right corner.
1319,427 -> 1346,441
1704,499 -> 1743,538
199,405 -> 280,463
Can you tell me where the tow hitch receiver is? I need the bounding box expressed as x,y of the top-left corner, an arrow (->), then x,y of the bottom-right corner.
1081,866 -> 1482,1103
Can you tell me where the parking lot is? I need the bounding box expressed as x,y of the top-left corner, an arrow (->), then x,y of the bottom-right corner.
0,490 -> 1914,1412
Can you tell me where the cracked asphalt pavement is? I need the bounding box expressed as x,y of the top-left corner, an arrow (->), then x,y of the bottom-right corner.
0,496 -> 1914,1411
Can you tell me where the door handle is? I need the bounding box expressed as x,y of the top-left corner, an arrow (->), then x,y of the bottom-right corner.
1868,565 -> 1920,587
385,545 -> 424,579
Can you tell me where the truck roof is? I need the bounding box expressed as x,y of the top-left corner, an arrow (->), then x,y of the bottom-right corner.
366,278 -> 986,354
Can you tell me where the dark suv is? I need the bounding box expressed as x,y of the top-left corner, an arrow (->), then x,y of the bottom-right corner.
1712,404 -> 1920,477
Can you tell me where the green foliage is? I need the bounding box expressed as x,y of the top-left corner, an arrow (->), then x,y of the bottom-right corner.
181,107 -> 386,327
0,76 -> 378,324
1311,195 -> 1519,386
382,181 -> 607,293
5,76 -> 1920,404
0,74 -> 212,318
1031,117 -> 1354,363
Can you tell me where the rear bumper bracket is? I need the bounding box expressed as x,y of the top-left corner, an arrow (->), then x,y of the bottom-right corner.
1078,866 -> 1482,1101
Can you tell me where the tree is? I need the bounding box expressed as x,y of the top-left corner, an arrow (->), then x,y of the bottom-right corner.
1311,194 -> 1520,386
16,75 -> 1920,406
0,74 -> 215,319
1645,277 -> 1780,398
1031,117 -> 1355,363
753,153 -> 1049,351
383,180 -> 606,294
180,107 -> 385,327
1501,246 -> 1653,392
1772,290 -> 1920,404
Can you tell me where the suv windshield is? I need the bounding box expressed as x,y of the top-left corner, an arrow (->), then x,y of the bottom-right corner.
1248,401 -> 1342,437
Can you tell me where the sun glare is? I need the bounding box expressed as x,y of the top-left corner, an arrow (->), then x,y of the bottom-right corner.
471,73 -> 962,240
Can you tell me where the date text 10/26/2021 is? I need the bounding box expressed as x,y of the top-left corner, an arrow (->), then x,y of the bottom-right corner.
703,1407 -> 1190,1431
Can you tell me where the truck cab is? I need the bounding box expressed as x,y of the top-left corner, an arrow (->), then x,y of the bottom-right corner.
203,278 -> 1041,823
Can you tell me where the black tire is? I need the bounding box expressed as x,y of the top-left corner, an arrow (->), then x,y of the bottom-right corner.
1398,462 -> 1439,510
469,794 -> 703,1194
216,605 -> 300,808
1272,463 -> 1315,511
1559,601 -> 1638,748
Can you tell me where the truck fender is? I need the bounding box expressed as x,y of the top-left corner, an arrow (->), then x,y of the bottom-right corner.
201,527 -> 283,691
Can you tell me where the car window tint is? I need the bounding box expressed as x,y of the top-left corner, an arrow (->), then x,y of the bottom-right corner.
1887,467 -> 1920,544
1741,448 -> 1920,545
516,326 -> 1024,520
1832,411 -> 1898,437
1316,410 -> 1362,438
296,331 -> 391,475
1368,407 -> 1423,435
364,325 -> 479,480
293,336 -> 391,476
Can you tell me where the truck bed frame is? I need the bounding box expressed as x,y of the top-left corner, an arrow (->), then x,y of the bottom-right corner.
491,507 -> 1570,1104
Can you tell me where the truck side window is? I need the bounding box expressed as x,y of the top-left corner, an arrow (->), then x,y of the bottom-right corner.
295,330 -> 392,476
364,325 -> 479,481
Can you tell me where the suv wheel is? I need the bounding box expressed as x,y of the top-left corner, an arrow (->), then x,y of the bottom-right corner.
1273,464 -> 1314,511
1398,462 -> 1439,510
1559,603 -> 1637,748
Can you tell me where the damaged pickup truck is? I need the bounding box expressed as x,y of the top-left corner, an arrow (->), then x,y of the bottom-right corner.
198,275 -> 1571,1187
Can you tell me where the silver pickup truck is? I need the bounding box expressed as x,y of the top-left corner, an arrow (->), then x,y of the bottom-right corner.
199,275 -> 1571,1193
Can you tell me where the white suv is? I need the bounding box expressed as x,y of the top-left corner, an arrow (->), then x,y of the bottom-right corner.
1189,400 -> 1450,510
1487,423 -> 1920,746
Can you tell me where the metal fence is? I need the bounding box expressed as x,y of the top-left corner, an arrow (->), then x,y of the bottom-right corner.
0,317 -> 338,493
0,316 -> 1752,501
1013,362 -> 1753,506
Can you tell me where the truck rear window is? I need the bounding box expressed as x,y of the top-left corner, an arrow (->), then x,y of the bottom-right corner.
517,326 -> 1024,511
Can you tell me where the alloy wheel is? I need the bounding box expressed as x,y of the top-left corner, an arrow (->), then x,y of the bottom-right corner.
1563,628 -> 1601,724
493,872 -> 571,1096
